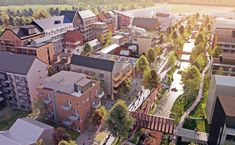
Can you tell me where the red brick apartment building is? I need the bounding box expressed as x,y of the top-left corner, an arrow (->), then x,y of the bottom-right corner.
37,71 -> 104,132
0,25 -> 54,65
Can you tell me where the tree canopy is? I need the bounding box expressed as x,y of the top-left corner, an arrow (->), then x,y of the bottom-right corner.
136,55 -> 150,74
146,48 -> 156,65
107,100 -> 133,139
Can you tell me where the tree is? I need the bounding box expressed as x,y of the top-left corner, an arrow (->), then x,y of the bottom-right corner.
53,128 -> 70,145
146,48 -> 156,65
91,106 -> 107,128
167,52 -> 176,67
36,139 -> 45,145
118,79 -> 131,97
100,33 -> 106,44
107,100 -> 133,140
136,55 -> 150,74
195,33 -> 205,46
212,46 -> 222,57
58,140 -> 77,145
48,65 -> 57,76
195,54 -> 206,71
216,67 -> 224,75
166,26 -> 172,35
143,69 -> 160,89
155,47 -> 161,56
181,66 -> 201,102
179,25 -> 185,34
82,43 -> 92,56
172,31 -> 178,39
106,31 -> 112,45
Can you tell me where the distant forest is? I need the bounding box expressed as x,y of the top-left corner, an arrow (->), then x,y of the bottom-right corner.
0,0 -> 155,6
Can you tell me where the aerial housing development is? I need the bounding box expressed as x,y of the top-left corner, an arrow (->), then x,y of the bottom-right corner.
0,1 -> 235,145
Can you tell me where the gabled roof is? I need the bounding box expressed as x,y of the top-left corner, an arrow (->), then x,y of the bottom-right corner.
59,10 -> 77,23
10,25 -> 42,39
71,54 -> 115,72
132,17 -> 160,31
78,10 -> 96,20
33,16 -> 70,30
0,52 -> 36,75
0,118 -> 53,145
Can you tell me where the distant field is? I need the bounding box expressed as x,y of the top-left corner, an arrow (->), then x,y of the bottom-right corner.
155,3 -> 235,14
0,3 -> 234,14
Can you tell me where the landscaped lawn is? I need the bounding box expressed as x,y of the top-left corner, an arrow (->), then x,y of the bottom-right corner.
170,93 -> 197,124
0,107 -> 30,130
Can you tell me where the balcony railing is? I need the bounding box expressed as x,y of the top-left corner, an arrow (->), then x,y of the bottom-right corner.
63,119 -> 73,126
61,104 -> 72,111
43,97 -> 52,105
96,91 -> 104,99
68,113 -> 80,121
92,102 -> 101,109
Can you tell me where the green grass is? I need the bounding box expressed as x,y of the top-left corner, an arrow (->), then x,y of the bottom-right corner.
170,93 -> 197,124
0,108 -> 30,130
129,128 -> 144,144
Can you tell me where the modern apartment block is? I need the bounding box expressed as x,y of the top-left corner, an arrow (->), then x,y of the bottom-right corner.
70,54 -> 135,99
0,52 -> 48,110
211,53 -> 235,76
206,75 -> 235,123
206,75 -> 235,144
211,18 -> 235,76
0,25 -> 55,65
93,22 -> 108,42
32,16 -> 74,55
208,95 -> 235,145
37,71 -> 103,132
97,11 -> 117,33
77,10 -> 98,41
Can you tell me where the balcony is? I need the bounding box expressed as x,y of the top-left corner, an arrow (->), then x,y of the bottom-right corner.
43,97 -> 52,105
61,104 -> 72,111
113,73 -> 123,82
63,119 -> 73,126
96,91 -> 104,99
5,80 -> 12,83
92,102 -> 101,109
68,113 -> 80,121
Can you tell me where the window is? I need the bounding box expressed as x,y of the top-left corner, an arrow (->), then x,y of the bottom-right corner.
99,73 -> 104,78
233,31 -> 235,38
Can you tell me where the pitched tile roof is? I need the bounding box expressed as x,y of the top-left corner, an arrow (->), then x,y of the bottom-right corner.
132,17 -> 160,31
71,54 -> 115,72
0,52 -> 36,75
59,10 -> 77,23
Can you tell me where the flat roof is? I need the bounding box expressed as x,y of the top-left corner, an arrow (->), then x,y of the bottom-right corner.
215,18 -> 235,29
175,127 -> 208,142
219,96 -> 235,117
99,44 -> 120,54
214,75 -> 235,88
112,35 -> 123,39
44,71 -> 86,86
